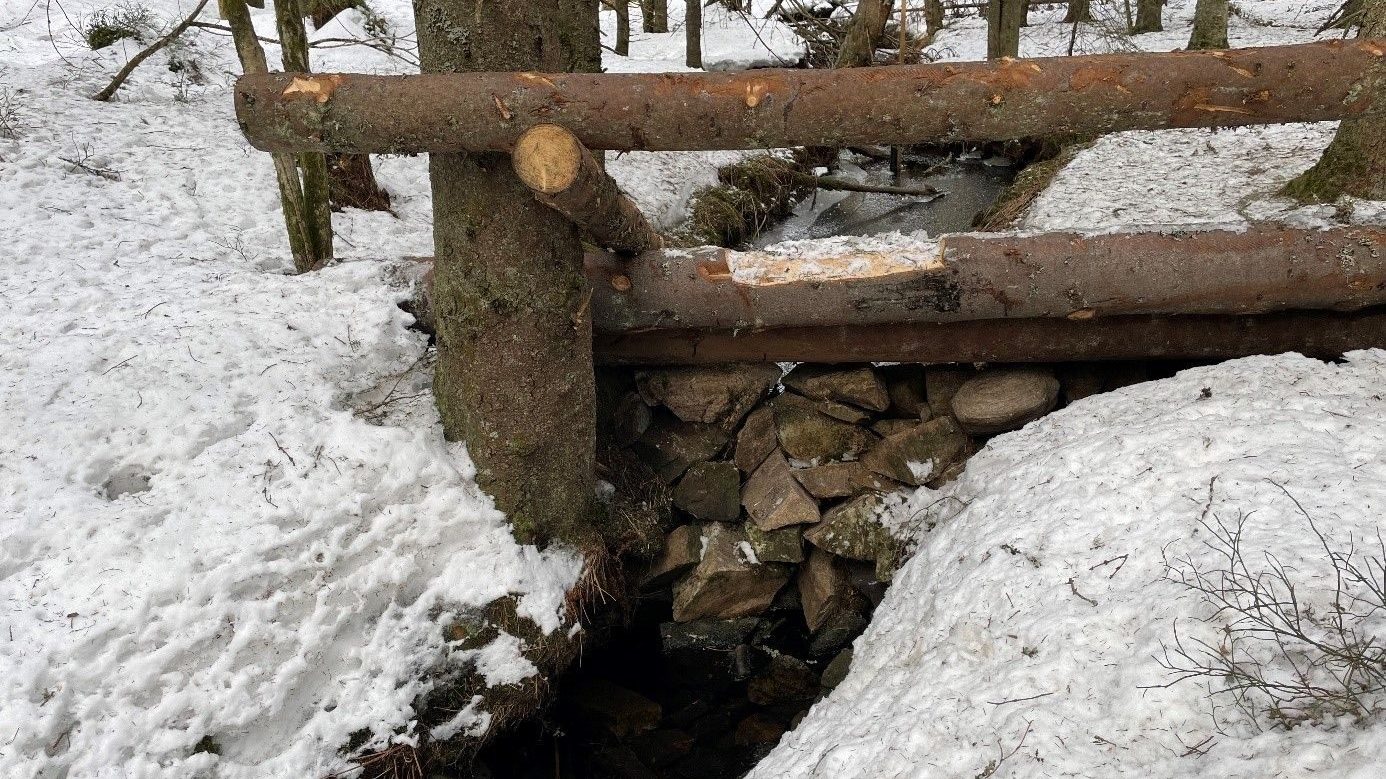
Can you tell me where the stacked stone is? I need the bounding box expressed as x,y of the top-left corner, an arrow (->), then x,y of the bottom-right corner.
579,360 -> 1145,773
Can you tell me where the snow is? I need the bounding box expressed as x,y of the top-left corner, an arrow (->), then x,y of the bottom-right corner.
750,351 -> 1386,778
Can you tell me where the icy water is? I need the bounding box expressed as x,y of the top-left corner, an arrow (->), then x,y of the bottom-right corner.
753,153 -> 1017,246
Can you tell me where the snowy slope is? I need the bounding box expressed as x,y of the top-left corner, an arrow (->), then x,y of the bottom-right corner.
750,353 -> 1386,779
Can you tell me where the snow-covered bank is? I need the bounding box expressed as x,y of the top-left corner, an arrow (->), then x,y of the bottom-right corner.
750,351 -> 1386,778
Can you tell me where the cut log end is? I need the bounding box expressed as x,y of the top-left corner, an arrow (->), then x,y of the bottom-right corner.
513,124 -> 585,195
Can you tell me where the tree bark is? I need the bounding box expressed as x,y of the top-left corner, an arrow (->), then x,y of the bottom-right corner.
326,153 -> 391,211
1132,0 -> 1162,32
581,225 -> 1386,332
615,0 -> 630,56
837,0 -> 894,68
1284,0 -> 1385,201
593,309 -> 1386,365
1064,0 -> 1092,23
236,39 -> 1386,153
416,0 -> 601,551
219,0 -> 331,273
641,0 -> 668,32
511,124 -> 663,255
925,0 -> 944,38
987,0 -> 1025,58
687,0 -> 702,68
1187,0 -> 1229,49
273,0 -> 334,267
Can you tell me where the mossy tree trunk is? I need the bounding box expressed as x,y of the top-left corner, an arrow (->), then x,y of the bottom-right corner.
986,0 -> 1025,58
219,0 -> 332,272
273,0 -> 334,264
1187,0 -> 1229,49
1284,0 -> 1386,202
416,0 -> 602,551
1132,0 -> 1162,32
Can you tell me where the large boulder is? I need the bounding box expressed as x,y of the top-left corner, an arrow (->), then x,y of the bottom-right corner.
734,406 -> 778,474
773,397 -> 877,464
673,524 -> 792,621
637,363 -> 783,429
792,461 -> 898,499
673,461 -> 742,522
642,524 -> 704,590
805,493 -> 902,580
782,364 -> 890,411
742,449 -> 821,531
798,548 -> 865,633
632,418 -> 730,483
951,367 -> 1060,434
859,416 -> 970,486
924,366 -> 974,417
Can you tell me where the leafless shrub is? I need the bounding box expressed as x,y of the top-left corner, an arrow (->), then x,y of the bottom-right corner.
60,140 -> 121,180
1153,481 -> 1386,730
0,89 -> 22,139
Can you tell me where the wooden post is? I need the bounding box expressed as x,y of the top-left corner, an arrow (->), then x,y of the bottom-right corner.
235,39 -> 1386,154
512,124 -> 663,255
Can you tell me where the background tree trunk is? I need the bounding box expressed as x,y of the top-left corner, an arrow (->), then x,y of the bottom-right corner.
925,0 -> 944,37
1132,0 -> 1162,32
687,0 -> 702,68
986,0 -> 1025,58
273,0 -> 334,265
416,0 -> 601,550
1187,0 -> 1229,49
1065,0 -> 1092,23
1284,0 -> 1385,201
642,0 -> 668,32
615,0 -> 630,56
219,0 -> 330,272
837,0 -> 894,68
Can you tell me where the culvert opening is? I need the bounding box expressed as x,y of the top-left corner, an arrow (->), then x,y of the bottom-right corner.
462,358 -> 1215,778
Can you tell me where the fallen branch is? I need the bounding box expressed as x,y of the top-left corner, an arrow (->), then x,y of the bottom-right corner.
92,0 -> 211,102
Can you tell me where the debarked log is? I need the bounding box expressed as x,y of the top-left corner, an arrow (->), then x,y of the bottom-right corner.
512,124 -> 663,255
235,39 -> 1386,154
583,225 -> 1386,332
592,309 -> 1386,365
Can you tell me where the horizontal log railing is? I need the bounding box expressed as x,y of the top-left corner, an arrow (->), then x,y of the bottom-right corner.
583,225 -> 1386,331
236,39 -> 1385,154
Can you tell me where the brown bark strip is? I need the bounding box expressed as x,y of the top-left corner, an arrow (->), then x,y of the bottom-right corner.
592,309 -> 1386,365
583,225 -> 1386,332
234,39 -> 1386,154
512,124 -> 663,255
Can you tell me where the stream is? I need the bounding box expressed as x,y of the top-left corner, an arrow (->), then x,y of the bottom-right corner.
754,150 -> 1018,246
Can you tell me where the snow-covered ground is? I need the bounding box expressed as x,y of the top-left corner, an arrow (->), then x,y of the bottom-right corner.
1,0 -> 1384,776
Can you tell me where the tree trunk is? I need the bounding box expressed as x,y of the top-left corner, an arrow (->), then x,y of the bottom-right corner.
416,0 -> 601,551
273,0 -> 334,266
581,225 -> 1386,332
837,0 -> 894,68
642,0 -> 668,32
326,153 -> 391,211
219,0 -> 330,273
236,40 -> 1386,153
986,0 -> 1025,58
615,0 -> 630,56
925,0 -> 944,38
1284,0 -> 1385,201
1132,0 -> 1162,32
687,0 -> 702,68
1064,0 -> 1092,23
1324,0 -> 1366,30
1187,0 -> 1229,49
511,124 -> 663,255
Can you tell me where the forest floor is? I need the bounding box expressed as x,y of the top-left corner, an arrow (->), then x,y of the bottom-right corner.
1,0 -> 1384,776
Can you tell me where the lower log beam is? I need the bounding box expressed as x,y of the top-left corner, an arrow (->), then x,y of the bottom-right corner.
593,309 -> 1386,365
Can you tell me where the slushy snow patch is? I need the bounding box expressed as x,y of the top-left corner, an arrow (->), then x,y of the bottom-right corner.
750,352 -> 1386,778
